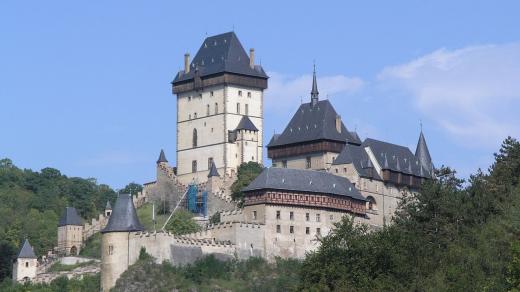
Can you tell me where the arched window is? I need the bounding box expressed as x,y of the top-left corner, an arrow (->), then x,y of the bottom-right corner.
193,129 -> 198,147
367,196 -> 377,211
25,262 -> 29,267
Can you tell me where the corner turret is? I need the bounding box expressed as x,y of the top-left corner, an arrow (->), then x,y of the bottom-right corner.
105,201 -> 112,217
12,239 -> 38,283
415,130 -> 433,176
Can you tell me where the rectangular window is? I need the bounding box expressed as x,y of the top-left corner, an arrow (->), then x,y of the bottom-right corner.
238,90 -> 242,96
276,210 -> 280,220
316,228 -> 321,235
215,103 -> 219,114
282,160 -> 287,168
237,103 -> 240,114
192,160 -> 197,173
247,91 -> 251,98
252,211 -> 257,220
306,213 -> 310,221
108,245 -> 114,255
245,104 -> 249,115
210,91 -> 214,97
206,104 -> 210,116
290,211 -> 294,220
306,227 -> 310,234
306,157 -> 312,169
316,214 -> 321,222
276,225 -> 281,233
290,226 -> 294,234
208,157 -> 213,169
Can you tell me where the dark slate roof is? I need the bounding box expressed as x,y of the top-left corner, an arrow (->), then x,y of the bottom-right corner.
17,239 -> 37,259
105,201 -> 112,210
332,144 -> 382,180
235,116 -> 258,131
208,162 -> 220,177
415,131 -> 433,172
102,194 -> 144,233
363,138 -> 431,178
157,149 -> 168,163
243,168 -> 366,201
58,207 -> 83,227
173,32 -> 267,84
267,100 -> 361,147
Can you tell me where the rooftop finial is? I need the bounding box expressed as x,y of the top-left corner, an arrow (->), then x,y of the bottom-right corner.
311,63 -> 319,106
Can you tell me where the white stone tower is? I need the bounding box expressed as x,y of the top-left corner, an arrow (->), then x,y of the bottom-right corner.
12,239 -> 38,283
171,32 -> 268,184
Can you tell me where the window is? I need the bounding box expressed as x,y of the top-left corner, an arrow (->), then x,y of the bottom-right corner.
206,104 -> 210,116
290,226 -> 294,234
215,103 -> 219,114
344,167 -> 347,173
290,211 -> 294,220
367,196 -> 377,211
189,114 -> 191,120
237,103 -> 240,114
193,129 -> 198,147
282,160 -> 287,168
335,168 -> 338,173
188,96 -> 192,101
25,262 -> 29,267
210,91 -> 214,97
192,160 -> 197,173
238,90 -> 242,96
316,228 -> 321,236
208,157 -> 213,169
108,245 -> 114,255
306,227 -> 310,234
306,157 -> 312,169
245,104 -> 249,115
276,210 -> 280,219
276,225 -> 281,233
194,113 -> 197,119
247,91 -> 251,98
253,211 -> 257,220
306,213 -> 310,221
316,214 -> 321,222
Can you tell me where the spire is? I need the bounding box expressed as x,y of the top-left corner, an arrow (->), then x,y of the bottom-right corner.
102,194 -> 144,233
17,239 -> 37,259
208,161 -> 220,177
311,64 -> 319,106
105,200 -> 112,210
415,130 -> 432,172
157,149 -> 168,164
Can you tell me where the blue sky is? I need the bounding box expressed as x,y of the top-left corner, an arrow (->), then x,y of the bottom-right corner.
1,1 -> 520,188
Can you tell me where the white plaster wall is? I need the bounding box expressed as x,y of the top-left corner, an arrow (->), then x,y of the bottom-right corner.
13,259 -> 37,282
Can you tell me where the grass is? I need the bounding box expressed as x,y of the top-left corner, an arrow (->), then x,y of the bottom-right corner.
137,203 -> 169,231
48,260 -> 94,272
79,232 -> 101,259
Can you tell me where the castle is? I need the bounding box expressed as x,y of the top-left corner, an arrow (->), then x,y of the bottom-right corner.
12,32 -> 433,291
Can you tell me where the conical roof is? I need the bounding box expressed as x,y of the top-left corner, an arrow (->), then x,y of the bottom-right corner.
17,239 -> 37,259
102,194 -> 144,233
58,207 -> 83,227
235,116 -> 258,131
157,149 -> 168,163
208,162 -> 220,177
415,131 -> 432,171
105,200 -> 112,210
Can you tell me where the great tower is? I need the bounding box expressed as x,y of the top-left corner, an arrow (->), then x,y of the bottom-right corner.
172,32 -> 268,183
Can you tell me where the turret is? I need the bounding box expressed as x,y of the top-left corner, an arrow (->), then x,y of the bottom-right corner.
57,207 -> 83,256
105,201 -> 112,217
415,130 -> 433,177
100,194 -> 144,292
12,239 -> 38,283
207,161 -> 222,193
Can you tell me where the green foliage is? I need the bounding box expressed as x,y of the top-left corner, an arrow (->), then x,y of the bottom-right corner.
139,247 -> 152,261
120,182 -> 143,196
113,255 -> 301,291
78,233 -> 101,259
0,274 -> 100,292
230,161 -> 263,206
136,203 -> 169,231
0,158 -> 118,281
209,211 -> 221,224
48,260 -> 94,273
299,137 -> 520,291
164,209 -> 202,235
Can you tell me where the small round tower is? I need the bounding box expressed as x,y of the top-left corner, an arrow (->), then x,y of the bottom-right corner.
101,194 -> 144,292
12,239 -> 38,283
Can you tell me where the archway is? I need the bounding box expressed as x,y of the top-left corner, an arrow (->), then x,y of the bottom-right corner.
70,246 -> 78,255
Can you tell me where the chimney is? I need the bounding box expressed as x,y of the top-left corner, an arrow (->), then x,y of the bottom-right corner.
335,115 -> 342,133
184,53 -> 190,74
249,48 -> 255,69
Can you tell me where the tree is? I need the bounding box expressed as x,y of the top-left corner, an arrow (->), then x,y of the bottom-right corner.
164,210 -> 201,235
230,162 -> 263,206
120,182 -> 143,196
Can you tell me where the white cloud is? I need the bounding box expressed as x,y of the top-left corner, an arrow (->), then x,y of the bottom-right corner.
378,43 -> 520,148
265,72 -> 364,113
